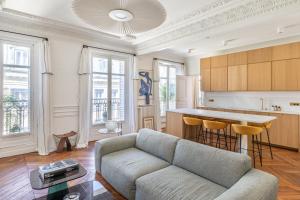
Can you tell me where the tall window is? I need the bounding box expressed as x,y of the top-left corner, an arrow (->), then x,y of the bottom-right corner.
0,43 -> 31,136
159,62 -> 177,116
92,55 -> 126,124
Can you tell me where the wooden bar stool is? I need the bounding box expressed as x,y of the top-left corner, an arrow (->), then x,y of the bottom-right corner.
218,119 -> 239,151
232,124 -> 263,167
202,120 -> 228,150
248,122 -> 273,159
183,117 -> 205,143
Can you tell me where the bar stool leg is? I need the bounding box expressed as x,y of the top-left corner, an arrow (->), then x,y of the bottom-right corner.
266,129 -> 273,159
233,134 -> 238,152
239,135 -> 242,153
229,124 -> 232,151
216,130 -> 220,148
223,128 -> 228,150
256,135 -> 263,167
252,135 -> 256,168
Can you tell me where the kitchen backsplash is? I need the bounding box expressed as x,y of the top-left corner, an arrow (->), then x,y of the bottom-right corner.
203,92 -> 300,113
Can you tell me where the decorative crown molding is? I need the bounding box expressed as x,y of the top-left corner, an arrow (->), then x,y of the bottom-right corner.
135,0 -> 300,54
0,8 -> 135,52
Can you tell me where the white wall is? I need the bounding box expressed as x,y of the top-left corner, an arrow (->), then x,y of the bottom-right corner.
203,92 -> 300,113
185,55 -> 200,76
0,15 -> 186,156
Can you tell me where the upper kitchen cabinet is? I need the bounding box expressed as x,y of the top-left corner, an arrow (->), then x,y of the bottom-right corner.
247,47 -> 272,64
248,62 -> 272,91
228,65 -> 247,91
211,55 -> 227,68
272,59 -> 300,91
200,58 -> 211,91
210,55 -> 228,91
228,52 -> 247,66
211,67 -> 228,91
272,42 -> 300,61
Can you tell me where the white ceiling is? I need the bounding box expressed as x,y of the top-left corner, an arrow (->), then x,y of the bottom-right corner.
2,0 -> 300,57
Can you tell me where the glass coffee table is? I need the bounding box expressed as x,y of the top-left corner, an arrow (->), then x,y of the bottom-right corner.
30,164 -> 113,200
35,181 -> 114,200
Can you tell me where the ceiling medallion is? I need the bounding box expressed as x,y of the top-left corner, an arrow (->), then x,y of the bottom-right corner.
72,0 -> 166,36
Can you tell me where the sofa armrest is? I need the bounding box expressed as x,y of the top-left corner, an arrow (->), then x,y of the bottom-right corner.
214,169 -> 278,200
95,133 -> 137,173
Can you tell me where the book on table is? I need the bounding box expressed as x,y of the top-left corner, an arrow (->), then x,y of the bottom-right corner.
39,159 -> 79,181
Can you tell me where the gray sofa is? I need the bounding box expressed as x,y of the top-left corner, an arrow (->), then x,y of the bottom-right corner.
95,128 -> 278,200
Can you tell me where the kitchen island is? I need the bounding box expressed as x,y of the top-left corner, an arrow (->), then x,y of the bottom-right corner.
166,108 -> 277,154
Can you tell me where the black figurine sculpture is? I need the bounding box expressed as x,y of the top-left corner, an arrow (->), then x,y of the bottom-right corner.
139,71 -> 152,104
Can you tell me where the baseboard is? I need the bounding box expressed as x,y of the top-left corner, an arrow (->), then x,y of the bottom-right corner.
0,144 -> 37,158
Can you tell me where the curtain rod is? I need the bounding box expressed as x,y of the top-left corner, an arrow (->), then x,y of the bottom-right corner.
154,58 -> 184,65
0,29 -> 48,41
83,45 -> 136,56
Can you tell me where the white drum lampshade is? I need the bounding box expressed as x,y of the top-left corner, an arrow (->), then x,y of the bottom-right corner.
72,0 -> 166,35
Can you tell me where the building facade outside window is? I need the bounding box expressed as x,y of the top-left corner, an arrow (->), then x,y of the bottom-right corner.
0,43 -> 32,136
91,54 -> 127,124
159,62 -> 177,117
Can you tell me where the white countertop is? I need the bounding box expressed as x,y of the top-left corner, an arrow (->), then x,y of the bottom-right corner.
198,105 -> 300,115
168,108 -> 276,124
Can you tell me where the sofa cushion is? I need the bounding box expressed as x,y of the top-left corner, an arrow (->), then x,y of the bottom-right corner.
136,165 -> 227,200
101,147 -> 170,200
173,139 -> 251,188
136,128 -> 179,163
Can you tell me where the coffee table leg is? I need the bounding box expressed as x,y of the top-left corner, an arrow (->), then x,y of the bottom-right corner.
48,182 -> 68,194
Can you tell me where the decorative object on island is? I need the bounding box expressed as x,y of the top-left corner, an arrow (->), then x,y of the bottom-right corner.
54,131 -> 78,153
139,71 -> 153,104
143,116 -> 154,129
98,120 -> 122,135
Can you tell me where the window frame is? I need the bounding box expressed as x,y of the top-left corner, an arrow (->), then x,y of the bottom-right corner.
159,62 -> 177,117
90,52 -> 128,126
0,40 -> 33,137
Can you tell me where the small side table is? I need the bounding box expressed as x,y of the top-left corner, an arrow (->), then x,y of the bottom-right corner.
54,131 -> 78,153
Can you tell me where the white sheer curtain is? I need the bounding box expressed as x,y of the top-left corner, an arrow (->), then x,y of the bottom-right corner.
34,40 -> 53,155
153,59 -> 161,131
77,47 -> 91,148
128,56 -> 138,132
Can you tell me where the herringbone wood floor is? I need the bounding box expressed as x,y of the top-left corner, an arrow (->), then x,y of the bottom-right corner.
0,142 -> 299,200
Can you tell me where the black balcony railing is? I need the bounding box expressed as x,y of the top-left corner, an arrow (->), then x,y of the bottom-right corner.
92,98 -> 123,123
3,99 -> 29,134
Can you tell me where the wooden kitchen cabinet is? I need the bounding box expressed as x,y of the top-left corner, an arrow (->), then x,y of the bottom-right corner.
228,52 -> 247,66
247,47 -> 272,64
200,58 -> 211,91
200,57 -> 211,68
228,65 -> 247,91
248,62 -> 272,91
210,55 -> 228,92
211,55 -> 227,68
211,67 -> 228,91
272,42 -> 300,60
272,59 -> 300,91
268,113 -> 299,149
166,112 -> 184,138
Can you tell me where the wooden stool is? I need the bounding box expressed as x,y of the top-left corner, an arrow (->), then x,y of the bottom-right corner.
232,124 -> 263,167
248,122 -> 273,159
203,120 -> 228,150
183,117 -> 204,143
218,119 -> 240,151
54,131 -> 78,153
